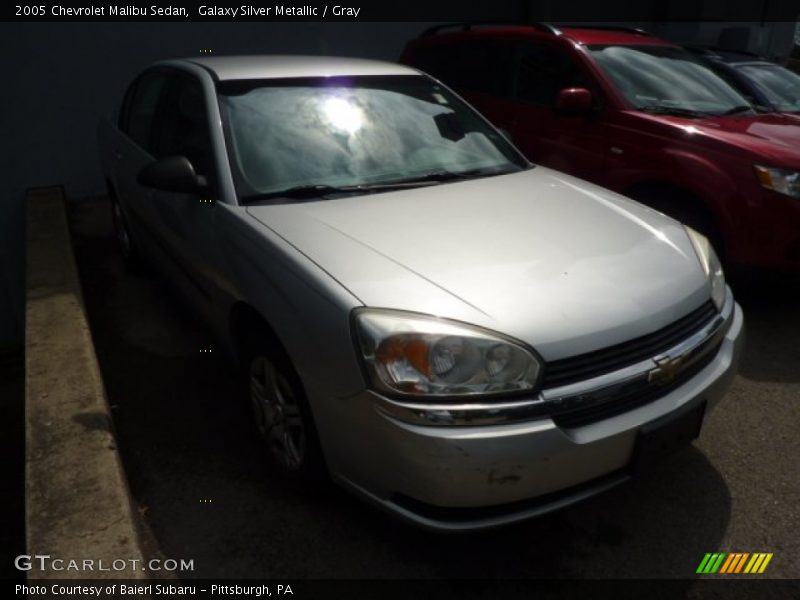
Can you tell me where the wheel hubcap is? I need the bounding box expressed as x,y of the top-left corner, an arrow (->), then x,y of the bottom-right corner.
249,356 -> 306,471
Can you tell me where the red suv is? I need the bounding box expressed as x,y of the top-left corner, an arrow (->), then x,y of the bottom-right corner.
401,23 -> 800,272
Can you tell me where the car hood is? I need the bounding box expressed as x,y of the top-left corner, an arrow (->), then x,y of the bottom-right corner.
246,168 -> 711,361
634,111 -> 800,166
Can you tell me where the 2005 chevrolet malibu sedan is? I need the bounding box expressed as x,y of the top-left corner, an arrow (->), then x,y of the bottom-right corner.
98,56 -> 744,531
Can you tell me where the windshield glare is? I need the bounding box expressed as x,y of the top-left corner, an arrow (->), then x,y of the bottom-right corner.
738,64 -> 800,113
589,45 -> 752,115
218,75 -> 527,198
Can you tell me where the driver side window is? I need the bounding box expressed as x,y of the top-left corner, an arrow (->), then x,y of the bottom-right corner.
515,43 -> 593,106
153,75 -> 216,182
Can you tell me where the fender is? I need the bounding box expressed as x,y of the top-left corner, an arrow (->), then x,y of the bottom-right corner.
212,203 -> 366,399
609,148 -> 741,244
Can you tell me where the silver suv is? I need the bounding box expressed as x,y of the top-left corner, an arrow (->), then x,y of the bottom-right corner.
98,56 -> 744,531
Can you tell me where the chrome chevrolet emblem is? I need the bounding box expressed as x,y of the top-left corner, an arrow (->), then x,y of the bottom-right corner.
648,355 -> 686,385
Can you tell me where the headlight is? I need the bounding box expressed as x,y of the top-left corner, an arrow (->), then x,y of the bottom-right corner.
685,227 -> 726,311
353,310 -> 542,399
754,165 -> 800,199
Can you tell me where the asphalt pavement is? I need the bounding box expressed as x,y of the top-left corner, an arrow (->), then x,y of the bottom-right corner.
67,196 -> 800,581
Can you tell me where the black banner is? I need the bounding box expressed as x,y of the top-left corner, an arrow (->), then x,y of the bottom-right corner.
9,579 -> 800,600
4,0 -> 800,22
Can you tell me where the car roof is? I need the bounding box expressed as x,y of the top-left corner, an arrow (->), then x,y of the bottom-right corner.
558,27 -> 673,47
181,55 -> 419,81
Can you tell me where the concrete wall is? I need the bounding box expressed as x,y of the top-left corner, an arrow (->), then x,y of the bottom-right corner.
653,21 -> 797,60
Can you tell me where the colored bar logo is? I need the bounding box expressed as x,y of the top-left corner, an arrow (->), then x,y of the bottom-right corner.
696,552 -> 773,574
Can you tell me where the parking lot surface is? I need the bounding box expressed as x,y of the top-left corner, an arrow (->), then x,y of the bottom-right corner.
68,196 -> 799,580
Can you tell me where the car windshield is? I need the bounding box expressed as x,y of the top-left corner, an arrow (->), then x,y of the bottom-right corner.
217,75 -> 528,202
589,45 -> 753,116
737,63 -> 800,113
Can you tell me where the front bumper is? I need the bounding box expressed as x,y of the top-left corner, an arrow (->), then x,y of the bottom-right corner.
312,293 -> 745,532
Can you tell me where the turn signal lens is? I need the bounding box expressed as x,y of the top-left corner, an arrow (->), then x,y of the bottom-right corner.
754,165 -> 800,199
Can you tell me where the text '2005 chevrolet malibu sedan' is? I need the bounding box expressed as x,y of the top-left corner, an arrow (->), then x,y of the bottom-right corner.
98,56 -> 744,531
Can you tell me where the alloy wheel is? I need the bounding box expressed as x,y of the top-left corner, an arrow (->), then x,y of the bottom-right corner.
249,355 -> 307,471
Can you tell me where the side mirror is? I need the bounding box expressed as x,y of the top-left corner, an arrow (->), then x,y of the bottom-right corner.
137,156 -> 208,194
555,87 -> 593,115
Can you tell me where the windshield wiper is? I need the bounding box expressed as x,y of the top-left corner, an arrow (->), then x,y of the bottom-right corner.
240,180 -> 445,205
241,184 -> 362,204
719,105 -> 755,116
637,105 -> 709,118
241,167 -> 523,205
388,166 -> 521,185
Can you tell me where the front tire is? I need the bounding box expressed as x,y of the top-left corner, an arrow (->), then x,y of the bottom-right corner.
245,345 -> 325,479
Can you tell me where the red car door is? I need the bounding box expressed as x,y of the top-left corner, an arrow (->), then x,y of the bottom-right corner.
505,40 -> 609,185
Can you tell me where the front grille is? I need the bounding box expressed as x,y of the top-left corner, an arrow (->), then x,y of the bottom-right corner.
551,344 -> 720,429
542,300 -> 718,389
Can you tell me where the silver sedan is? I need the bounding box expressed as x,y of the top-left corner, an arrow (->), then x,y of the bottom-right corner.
98,56 -> 744,531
